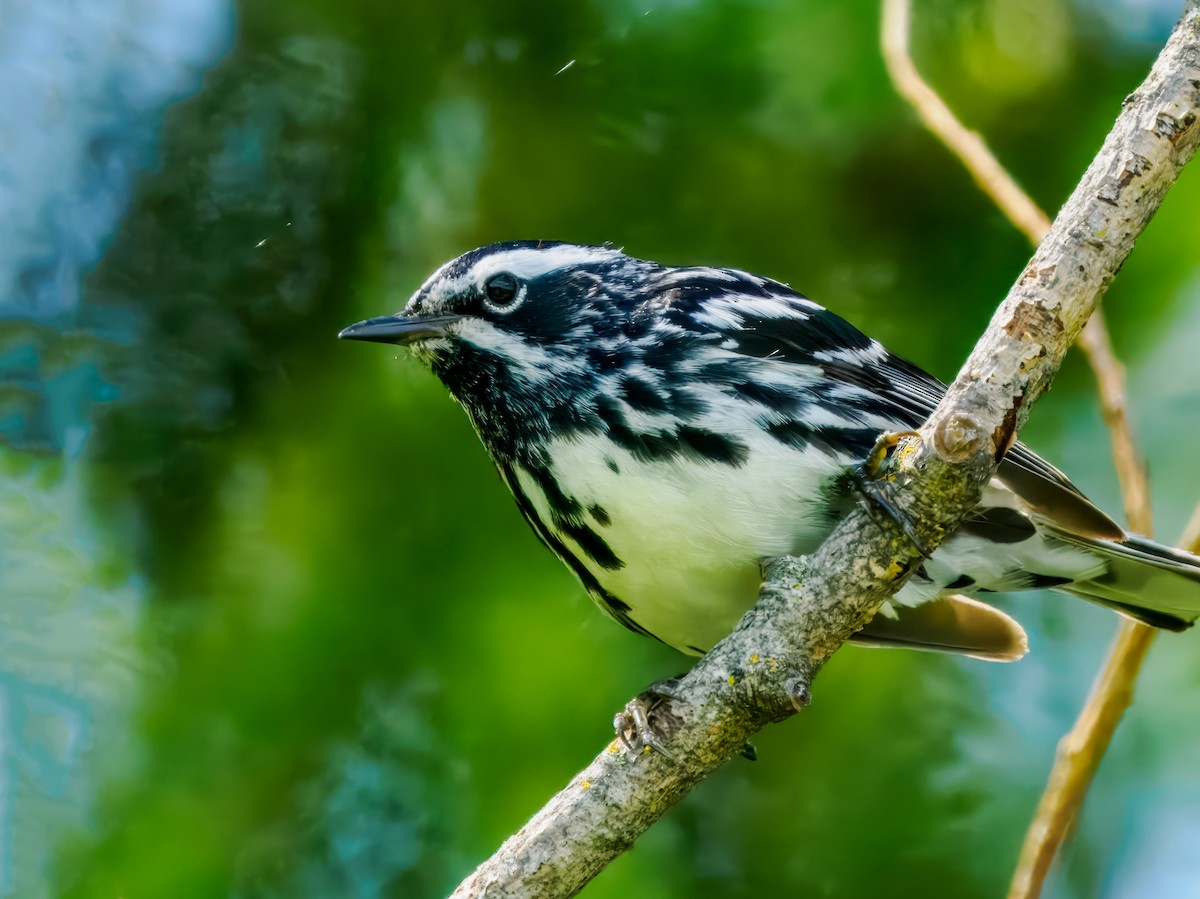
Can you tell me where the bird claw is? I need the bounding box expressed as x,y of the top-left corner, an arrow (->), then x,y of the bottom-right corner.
852,431 -> 932,558
613,678 -> 683,761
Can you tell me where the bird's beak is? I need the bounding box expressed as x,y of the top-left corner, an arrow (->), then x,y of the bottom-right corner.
337,313 -> 461,345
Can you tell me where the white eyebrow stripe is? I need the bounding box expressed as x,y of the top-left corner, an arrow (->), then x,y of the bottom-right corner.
468,246 -> 622,282
407,245 -> 627,314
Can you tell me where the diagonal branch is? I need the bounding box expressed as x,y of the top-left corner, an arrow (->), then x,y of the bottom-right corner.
881,0 -> 1153,533
452,6 -> 1200,896
881,2 -> 1198,894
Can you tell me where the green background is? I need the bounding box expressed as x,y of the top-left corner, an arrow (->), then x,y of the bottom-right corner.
2,0 -> 1199,896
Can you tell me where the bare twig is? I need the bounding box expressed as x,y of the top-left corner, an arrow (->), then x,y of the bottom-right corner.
1009,513 -> 1200,899
453,9 -> 1200,894
1074,314 -> 1154,533
1009,338 -> 1159,899
880,1 -> 1199,896
882,0 -> 1151,526
1008,625 -> 1156,897
881,0 -> 1051,240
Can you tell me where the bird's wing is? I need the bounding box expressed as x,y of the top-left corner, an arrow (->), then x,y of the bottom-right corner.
723,293 -> 1124,541
868,346 -> 1124,539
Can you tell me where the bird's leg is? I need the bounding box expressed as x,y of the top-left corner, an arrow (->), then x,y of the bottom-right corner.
850,430 -> 932,557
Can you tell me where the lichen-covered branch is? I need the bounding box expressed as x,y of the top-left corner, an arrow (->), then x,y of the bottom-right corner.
451,7 -> 1200,897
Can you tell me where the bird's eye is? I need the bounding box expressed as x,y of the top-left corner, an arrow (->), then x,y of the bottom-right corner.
485,273 -> 519,307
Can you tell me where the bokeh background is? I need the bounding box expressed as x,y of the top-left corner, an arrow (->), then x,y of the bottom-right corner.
2,0 -> 1199,896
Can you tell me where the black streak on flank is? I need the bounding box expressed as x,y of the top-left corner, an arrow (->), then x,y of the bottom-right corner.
946,574 -> 975,590
604,594 -> 634,613
677,426 -> 749,466
598,591 -> 659,640
501,462 -> 653,640
666,388 -> 708,419
764,421 -> 877,460
620,377 -> 669,412
597,396 -> 746,467
596,396 -> 679,463
525,463 -> 621,569
560,520 -> 624,571
589,504 -> 611,527
733,381 -> 800,414
528,465 -> 582,519
601,592 -> 656,638
764,421 -> 809,452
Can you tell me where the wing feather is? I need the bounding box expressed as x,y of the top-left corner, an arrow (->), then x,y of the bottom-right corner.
722,285 -> 1124,540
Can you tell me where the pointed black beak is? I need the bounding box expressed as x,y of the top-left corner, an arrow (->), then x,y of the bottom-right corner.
337,314 -> 461,345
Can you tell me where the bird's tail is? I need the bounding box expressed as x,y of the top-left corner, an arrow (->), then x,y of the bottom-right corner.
1052,531 -> 1200,631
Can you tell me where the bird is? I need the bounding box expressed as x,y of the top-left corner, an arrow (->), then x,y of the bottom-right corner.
339,240 -> 1200,662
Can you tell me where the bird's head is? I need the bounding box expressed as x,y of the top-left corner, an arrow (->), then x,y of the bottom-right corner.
339,240 -> 659,457
340,240 -> 639,362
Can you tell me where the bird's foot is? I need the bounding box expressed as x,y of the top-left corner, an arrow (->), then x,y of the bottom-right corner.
613,678 -> 758,762
851,430 -> 931,557
613,678 -> 684,761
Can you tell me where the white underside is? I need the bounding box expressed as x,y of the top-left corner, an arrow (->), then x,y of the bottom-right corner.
518,426 -> 848,653
516,428 -> 1104,656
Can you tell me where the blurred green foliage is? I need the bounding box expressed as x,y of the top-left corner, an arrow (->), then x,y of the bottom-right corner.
2,0 -> 1199,896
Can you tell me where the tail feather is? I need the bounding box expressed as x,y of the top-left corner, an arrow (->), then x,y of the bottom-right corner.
1051,532 -> 1200,632
852,595 -> 1029,662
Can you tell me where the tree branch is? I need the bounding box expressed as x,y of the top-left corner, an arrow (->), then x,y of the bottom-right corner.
882,0 -> 1154,526
881,0 -> 1198,891
452,6 -> 1200,896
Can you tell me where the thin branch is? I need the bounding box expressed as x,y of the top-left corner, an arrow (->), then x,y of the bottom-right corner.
881,0 -> 1151,533
881,0 -> 1051,240
1010,331 -> 1158,899
453,8 -> 1200,895
880,2 -> 1195,894
1008,626 -> 1156,897
1008,515 -> 1200,899
1073,307 -> 1154,534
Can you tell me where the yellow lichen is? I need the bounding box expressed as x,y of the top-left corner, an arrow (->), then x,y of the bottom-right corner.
869,558 -> 906,580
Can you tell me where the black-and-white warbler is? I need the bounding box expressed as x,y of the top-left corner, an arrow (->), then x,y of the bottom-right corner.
341,240 -> 1200,660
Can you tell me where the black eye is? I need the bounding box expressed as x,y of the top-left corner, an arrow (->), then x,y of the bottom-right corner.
485,273 -> 519,307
